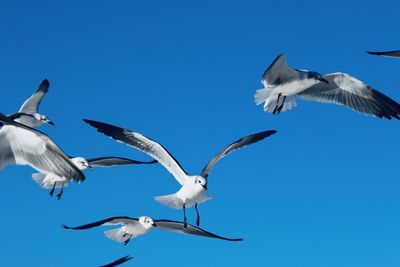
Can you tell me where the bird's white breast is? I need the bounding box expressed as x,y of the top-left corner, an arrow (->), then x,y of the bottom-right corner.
273,79 -> 320,96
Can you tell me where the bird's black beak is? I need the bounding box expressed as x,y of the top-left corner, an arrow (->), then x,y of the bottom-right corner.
87,163 -> 94,170
152,222 -> 157,227
202,184 -> 208,190
48,120 -> 55,126
317,77 -> 329,84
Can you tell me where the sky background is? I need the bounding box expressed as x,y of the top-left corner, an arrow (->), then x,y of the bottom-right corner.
1,0 -> 400,266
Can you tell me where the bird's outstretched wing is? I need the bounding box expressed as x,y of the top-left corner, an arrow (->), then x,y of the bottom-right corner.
99,255 -> 133,267
367,50 -> 400,58
0,113 -> 85,181
19,79 -> 50,114
84,119 -> 188,185
299,73 -> 400,120
261,53 -> 298,87
154,219 -> 243,241
200,130 -> 277,179
63,216 -> 138,230
87,156 -> 157,167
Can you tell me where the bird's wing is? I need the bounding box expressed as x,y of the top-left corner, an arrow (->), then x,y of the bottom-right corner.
63,216 -> 139,230
19,79 -> 50,114
299,73 -> 400,120
367,50 -> 400,58
200,130 -> 277,179
0,113 -> 85,181
84,119 -> 188,185
261,53 -> 298,87
87,156 -> 157,167
154,219 -> 243,241
99,255 -> 133,267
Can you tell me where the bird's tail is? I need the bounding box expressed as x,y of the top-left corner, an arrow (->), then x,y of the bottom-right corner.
254,88 -> 297,113
254,87 -> 273,106
31,173 -> 66,189
154,194 -> 184,209
104,227 -> 131,244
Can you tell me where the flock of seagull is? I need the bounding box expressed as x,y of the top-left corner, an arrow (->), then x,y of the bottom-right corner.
1,50 -> 399,266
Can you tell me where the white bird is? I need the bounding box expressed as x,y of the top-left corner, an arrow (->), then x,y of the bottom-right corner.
367,50 -> 400,58
32,156 -> 157,200
254,54 -> 400,119
63,216 -> 243,245
83,119 -> 277,228
0,113 -> 85,185
8,79 -> 54,127
99,255 -> 133,267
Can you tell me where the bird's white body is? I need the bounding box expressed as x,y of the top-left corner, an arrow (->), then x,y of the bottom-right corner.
103,216 -> 154,243
31,157 -> 89,189
155,175 -> 211,209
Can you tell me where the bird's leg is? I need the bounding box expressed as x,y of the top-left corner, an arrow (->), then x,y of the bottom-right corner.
49,182 -> 56,197
276,95 -> 287,113
57,183 -> 64,200
273,93 -> 282,115
183,203 -> 187,228
123,234 -> 132,246
195,203 -> 200,227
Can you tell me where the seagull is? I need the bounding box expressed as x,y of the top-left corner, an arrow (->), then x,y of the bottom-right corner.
8,79 -> 54,127
32,156 -> 157,200
367,50 -> 400,58
254,53 -> 400,119
99,255 -> 133,267
83,119 -> 277,228
0,112 -> 85,186
63,216 -> 243,244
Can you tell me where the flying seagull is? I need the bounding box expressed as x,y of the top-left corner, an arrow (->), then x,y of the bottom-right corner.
63,216 -> 243,244
8,79 -> 54,127
0,113 -> 85,185
254,53 -> 400,119
367,50 -> 400,58
83,119 -> 276,228
32,156 -> 157,200
99,255 -> 133,267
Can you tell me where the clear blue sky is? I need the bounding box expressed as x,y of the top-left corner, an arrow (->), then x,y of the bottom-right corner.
1,0 -> 400,266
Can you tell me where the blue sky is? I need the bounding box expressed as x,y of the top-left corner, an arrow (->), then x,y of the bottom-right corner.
1,0 -> 400,266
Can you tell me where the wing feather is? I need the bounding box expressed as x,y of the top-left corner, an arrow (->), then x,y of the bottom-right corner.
19,79 -> 49,114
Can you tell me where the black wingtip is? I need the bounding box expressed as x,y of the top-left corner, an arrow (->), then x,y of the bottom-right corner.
99,255 -> 133,267
61,224 -> 71,230
367,51 -> 379,55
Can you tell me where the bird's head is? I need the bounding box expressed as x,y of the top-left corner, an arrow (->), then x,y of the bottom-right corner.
71,157 -> 92,170
194,176 -> 208,191
308,71 -> 329,84
139,216 -> 156,228
34,113 -> 55,125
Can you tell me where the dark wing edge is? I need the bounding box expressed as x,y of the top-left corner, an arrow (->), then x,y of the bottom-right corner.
200,130 -> 277,179
154,219 -> 243,241
87,156 -> 157,167
367,50 -> 400,57
99,255 -> 133,267
36,79 -> 50,93
62,216 -> 137,230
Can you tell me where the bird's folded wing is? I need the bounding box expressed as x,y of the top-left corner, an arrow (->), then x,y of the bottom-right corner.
84,119 -> 188,185
200,130 -> 277,179
19,79 -> 50,114
154,219 -> 243,241
261,53 -> 298,87
87,156 -> 157,167
299,73 -> 400,120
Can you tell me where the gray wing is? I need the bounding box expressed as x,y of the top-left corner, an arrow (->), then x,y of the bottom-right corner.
63,216 -> 138,230
367,50 -> 400,58
0,113 -> 85,181
299,73 -> 400,120
19,79 -> 50,114
200,130 -> 277,179
84,119 -> 188,185
87,156 -> 157,167
261,53 -> 299,87
99,255 -> 133,267
154,219 -> 243,241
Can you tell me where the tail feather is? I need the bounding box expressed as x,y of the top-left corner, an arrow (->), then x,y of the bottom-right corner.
32,173 -> 67,189
254,88 -> 297,113
104,227 -> 130,243
155,194 -> 184,209
254,87 -> 273,106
